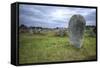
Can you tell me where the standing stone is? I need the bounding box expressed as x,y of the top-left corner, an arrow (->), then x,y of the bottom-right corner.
68,15 -> 86,48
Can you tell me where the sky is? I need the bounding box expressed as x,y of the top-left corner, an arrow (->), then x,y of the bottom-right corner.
19,4 -> 96,28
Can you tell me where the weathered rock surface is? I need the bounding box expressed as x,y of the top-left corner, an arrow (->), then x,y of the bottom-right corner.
68,15 -> 86,48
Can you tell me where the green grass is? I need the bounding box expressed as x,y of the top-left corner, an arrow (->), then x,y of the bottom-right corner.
19,31 -> 96,64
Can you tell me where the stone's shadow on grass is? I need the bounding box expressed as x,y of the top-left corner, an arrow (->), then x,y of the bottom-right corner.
63,43 -> 81,51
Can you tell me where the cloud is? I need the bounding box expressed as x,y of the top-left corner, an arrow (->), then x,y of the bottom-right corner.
84,10 -> 96,26
19,4 -> 96,28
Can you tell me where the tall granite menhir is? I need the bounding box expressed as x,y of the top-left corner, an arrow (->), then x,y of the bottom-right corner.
68,15 -> 86,48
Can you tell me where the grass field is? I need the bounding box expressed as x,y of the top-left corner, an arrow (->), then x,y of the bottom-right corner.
19,31 -> 96,64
